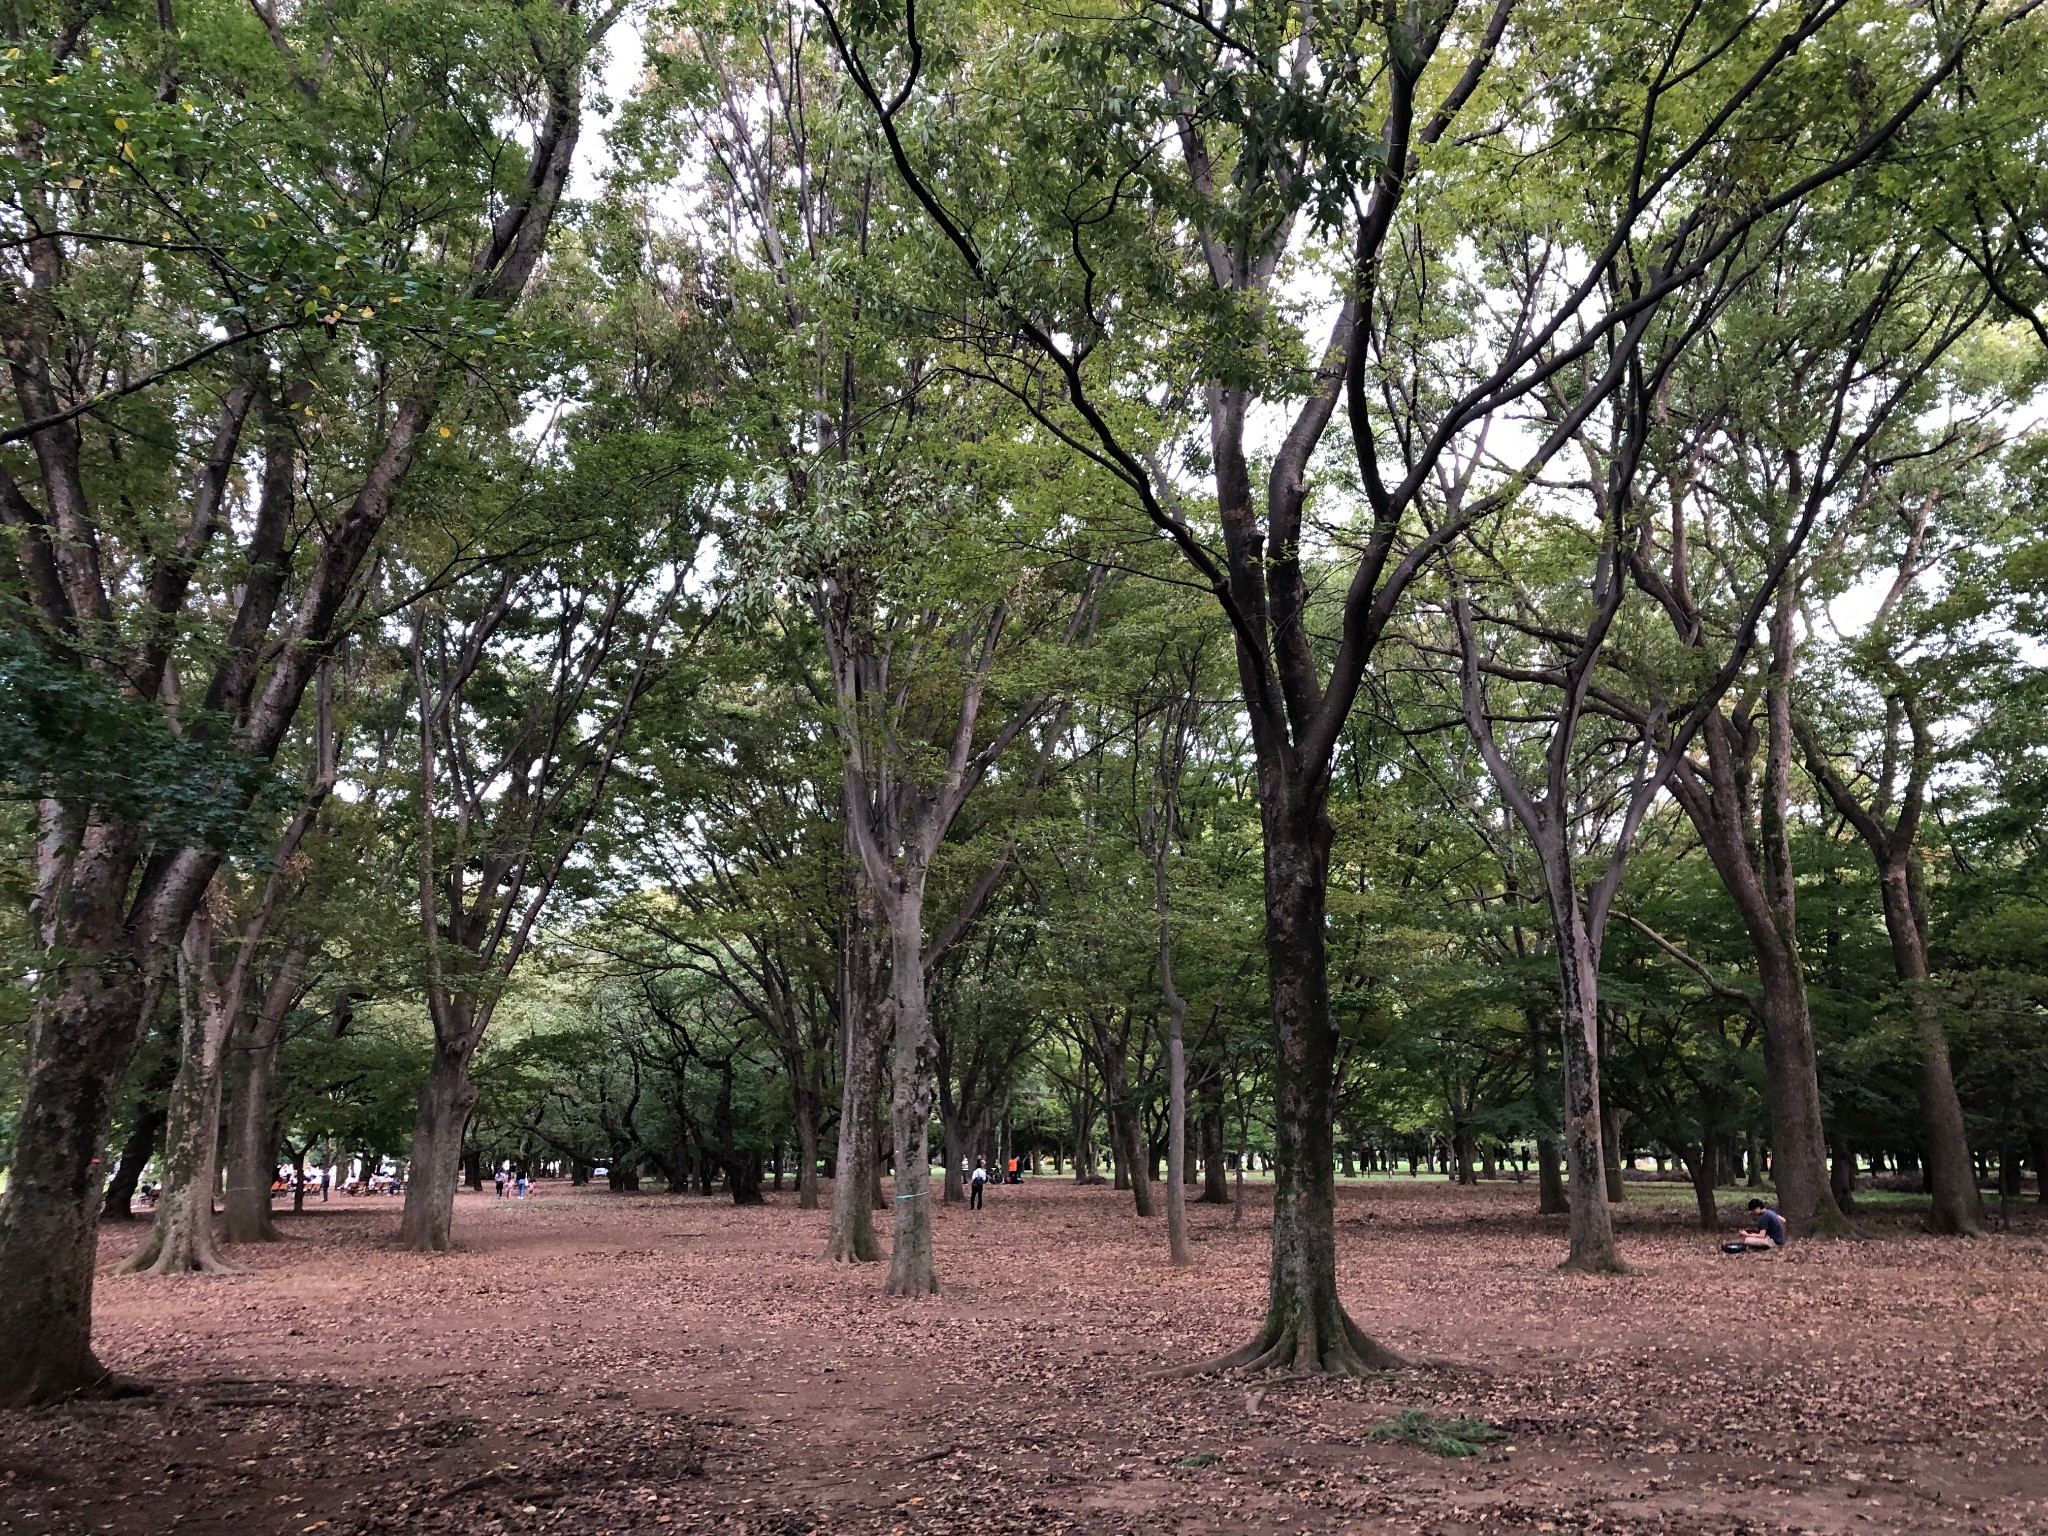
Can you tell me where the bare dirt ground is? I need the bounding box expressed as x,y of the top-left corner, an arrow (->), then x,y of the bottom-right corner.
2,1178 -> 2044,1536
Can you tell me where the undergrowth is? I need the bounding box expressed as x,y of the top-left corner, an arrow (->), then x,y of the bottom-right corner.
1365,1407 -> 1508,1457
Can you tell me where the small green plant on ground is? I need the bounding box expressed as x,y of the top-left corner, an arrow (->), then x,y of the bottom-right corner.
1366,1408 -> 1508,1457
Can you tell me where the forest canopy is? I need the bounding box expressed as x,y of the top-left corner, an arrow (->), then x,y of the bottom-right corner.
2,0 -> 2046,1405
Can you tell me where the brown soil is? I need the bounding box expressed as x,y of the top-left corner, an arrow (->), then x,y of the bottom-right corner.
2,1179 -> 2044,1536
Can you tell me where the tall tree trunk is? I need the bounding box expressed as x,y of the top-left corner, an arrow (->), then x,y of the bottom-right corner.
1162,950 -> 1190,1265
1191,816 -> 1401,1375
794,1092 -> 822,1212
1526,1006 -> 1570,1215
126,927 -> 242,1277
1553,909 -> 1624,1271
398,1042 -> 478,1252
1678,728 -> 1843,1234
941,1107 -> 967,1204
883,892 -> 938,1297
824,911 -> 889,1262
101,1047 -> 178,1223
1753,944 -> 1840,1235
1874,867 -> 1983,1235
1682,1136 -> 1719,1230
0,946 -> 158,1403
1200,1085 -> 1229,1204
221,1033 -> 281,1244
223,949 -> 305,1245
1096,1030 -> 1156,1218
1601,1097 -> 1627,1204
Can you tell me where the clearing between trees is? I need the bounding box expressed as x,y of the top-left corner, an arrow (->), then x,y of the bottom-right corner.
2,1180 -> 2043,1536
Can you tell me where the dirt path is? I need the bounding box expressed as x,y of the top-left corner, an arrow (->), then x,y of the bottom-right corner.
1,1179 -> 2043,1535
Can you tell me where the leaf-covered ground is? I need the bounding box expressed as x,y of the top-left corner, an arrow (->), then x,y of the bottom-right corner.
2,1178 -> 2043,1535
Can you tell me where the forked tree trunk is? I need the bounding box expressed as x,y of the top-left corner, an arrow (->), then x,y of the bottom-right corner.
1188,817 -> 1401,1376
883,897 -> 938,1297
1679,616 -> 1845,1239
126,933 -> 242,1277
398,1045 -> 479,1252
1684,1129 -> 1719,1230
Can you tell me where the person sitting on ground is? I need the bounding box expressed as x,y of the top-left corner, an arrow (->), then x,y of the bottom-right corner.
1745,1198 -> 1787,1246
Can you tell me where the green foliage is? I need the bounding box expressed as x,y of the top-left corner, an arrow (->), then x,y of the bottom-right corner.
1366,1409 -> 1509,1458
0,630 -> 271,852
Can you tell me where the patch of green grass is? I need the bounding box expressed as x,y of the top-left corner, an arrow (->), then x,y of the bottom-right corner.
1176,1452 -> 1220,1467
1365,1408 -> 1508,1457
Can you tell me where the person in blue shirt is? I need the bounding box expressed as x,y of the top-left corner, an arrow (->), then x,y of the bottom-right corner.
1745,1198 -> 1787,1245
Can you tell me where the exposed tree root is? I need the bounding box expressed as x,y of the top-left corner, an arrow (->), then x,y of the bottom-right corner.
120,1239 -> 248,1277
1558,1250 -> 1632,1276
77,1367 -> 156,1401
882,1268 -> 939,1298
821,1230 -> 882,1264
1157,1303 -> 1406,1379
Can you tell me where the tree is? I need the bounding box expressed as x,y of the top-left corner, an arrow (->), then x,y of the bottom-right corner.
397,507 -> 688,1251
1622,235 -> 1990,1235
825,0 -> 1989,1369
1794,425 -> 2014,1235
0,0 -> 605,1403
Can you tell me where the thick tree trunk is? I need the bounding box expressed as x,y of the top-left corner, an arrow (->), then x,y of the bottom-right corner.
1188,818 -> 1400,1375
398,1045 -> 478,1252
1671,704 -> 1851,1245
1755,948 -> 1842,1236
824,1000 -> 888,1262
883,894 -> 938,1298
1873,868 -> 1983,1235
126,940 -> 241,1277
0,956 -> 156,1405
795,1101 -> 822,1212
222,1030 -> 283,1244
